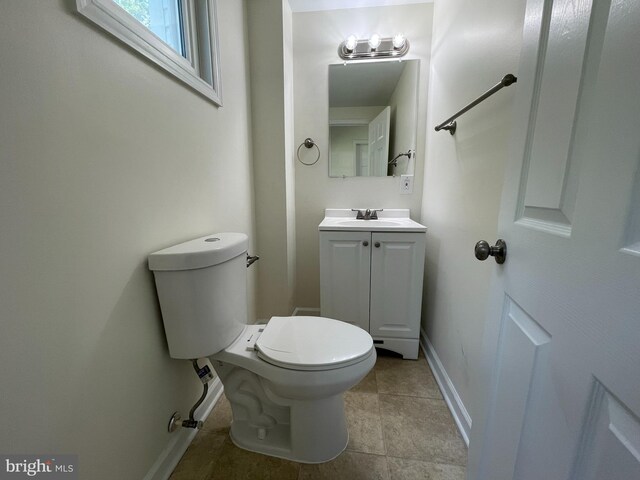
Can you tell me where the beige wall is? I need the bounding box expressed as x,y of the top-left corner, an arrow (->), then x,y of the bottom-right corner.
283,0 -> 298,316
420,0 -> 527,423
246,0 -> 296,319
329,125 -> 369,177
389,59 -> 419,175
293,4 -> 433,308
0,0 -> 255,477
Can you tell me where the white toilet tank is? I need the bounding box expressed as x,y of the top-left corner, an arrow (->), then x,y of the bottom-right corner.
148,233 -> 248,359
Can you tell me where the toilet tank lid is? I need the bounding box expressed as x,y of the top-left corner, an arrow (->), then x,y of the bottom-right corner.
148,233 -> 248,271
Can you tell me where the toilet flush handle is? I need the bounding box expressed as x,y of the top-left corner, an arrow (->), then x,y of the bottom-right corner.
247,253 -> 260,268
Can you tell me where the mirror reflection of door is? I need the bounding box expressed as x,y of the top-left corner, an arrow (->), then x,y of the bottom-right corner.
368,106 -> 390,177
354,141 -> 369,176
329,124 -> 368,177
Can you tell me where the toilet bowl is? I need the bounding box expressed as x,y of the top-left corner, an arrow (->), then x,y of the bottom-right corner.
148,233 -> 376,463
212,316 -> 375,463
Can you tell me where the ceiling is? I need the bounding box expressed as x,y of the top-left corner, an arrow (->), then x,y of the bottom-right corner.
329,61 -> 407,107
288,0 -> 432,13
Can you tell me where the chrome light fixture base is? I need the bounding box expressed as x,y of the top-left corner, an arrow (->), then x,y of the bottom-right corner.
338,37 -> 410,61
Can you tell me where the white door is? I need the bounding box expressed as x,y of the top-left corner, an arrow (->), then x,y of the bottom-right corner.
355,141 -> 369,176
467,1 -> 640,479
369,232 -> 425,341
319,231 -> 371,331
368,106 -> 390,176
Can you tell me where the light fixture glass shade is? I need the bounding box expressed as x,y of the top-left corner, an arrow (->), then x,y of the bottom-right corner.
392,33 -> 406,49
368,33 -> 381,50
345,34 -> 358,52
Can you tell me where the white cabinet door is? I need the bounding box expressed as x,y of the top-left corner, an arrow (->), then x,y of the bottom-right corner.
467,1 -> 640,479
369,232 -> 425,340
319,231 -> 371,331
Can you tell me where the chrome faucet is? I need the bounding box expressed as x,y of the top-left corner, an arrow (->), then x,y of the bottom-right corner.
351,208 -> 384,220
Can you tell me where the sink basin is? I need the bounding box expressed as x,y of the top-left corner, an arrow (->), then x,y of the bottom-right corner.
319,209 -> 427,232
335,219 -> 405,228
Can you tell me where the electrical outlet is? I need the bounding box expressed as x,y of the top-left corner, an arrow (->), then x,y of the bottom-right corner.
400,174 -> 414,194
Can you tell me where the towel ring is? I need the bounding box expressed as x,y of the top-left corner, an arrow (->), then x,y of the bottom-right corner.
296,138 -> 320,166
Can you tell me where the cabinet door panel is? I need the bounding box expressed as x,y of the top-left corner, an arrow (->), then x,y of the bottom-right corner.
319,231 -> 371,331
370,232 -> 425,339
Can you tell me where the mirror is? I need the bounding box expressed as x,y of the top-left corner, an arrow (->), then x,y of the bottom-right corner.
328,60 -> 419,177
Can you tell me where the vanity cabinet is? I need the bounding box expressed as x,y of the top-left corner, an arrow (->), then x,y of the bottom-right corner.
319,231 -> 372,333
319,230 -> 426,359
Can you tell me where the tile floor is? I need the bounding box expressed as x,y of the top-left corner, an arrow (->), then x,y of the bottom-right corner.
170,349 -> 467,480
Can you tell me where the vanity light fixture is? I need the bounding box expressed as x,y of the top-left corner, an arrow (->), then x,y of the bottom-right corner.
344,34 -> 358,53
392,33 -> 406,50
368,33 -> 381,50
338,33 -> 410,60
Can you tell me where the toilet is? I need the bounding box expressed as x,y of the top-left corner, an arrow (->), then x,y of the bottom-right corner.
148,233 -> 376,463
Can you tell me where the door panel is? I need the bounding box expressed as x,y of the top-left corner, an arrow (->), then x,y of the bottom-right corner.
355,142 -> 369,176
319,231 -> 371,331
467,0 -> 640,479
623,166 -> 640,255
368,106 -> 390,177
369,232 -> 425,339
477,296 -> 551,480
570,381 -> 640,480
521,0 -> 593,215
515,0 -> 605,237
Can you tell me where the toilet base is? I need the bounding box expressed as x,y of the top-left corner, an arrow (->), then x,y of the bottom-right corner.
228,396 -> 349,464
211,360 -> 351,463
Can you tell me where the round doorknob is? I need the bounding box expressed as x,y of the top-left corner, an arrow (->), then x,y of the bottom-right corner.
375,242 -> 381,248
475,239 -> 507,264
363,241 -> 369,246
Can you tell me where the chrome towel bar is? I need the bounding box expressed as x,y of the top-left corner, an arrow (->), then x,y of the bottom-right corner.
435,73 -> 517,135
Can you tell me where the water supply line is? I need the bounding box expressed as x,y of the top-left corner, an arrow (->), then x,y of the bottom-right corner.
184,359 -> 209,428
168,359 -> 213,432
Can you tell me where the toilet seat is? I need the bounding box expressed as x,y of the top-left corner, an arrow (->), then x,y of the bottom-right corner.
255,316 -> 373,371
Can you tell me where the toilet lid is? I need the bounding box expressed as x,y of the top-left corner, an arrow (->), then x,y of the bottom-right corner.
255,316 -> 374,371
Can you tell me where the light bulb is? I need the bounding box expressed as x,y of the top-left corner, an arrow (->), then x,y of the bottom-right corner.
344,34 -> 358,52
392,33 -> 406,49
368,33 -> 381,50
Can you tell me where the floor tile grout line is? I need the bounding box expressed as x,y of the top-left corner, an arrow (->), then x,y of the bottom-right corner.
385,455 -> 469,469
378,392 -> 447,402
377,391 -> 445,400
373,370 -> 388,459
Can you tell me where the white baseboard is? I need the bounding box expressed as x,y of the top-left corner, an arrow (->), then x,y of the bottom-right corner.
292,307 -> 321,316
420,329 -> 471,446
143,377 -> 224,480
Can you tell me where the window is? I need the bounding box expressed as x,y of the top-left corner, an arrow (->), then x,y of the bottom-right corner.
76,0 -> 222,106
114,0 -> 186,56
